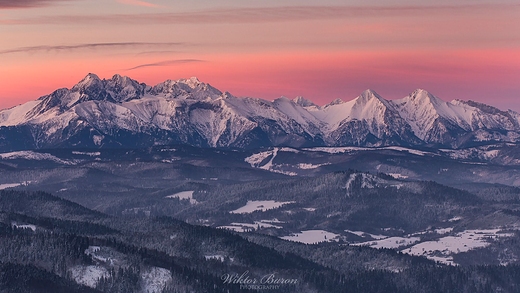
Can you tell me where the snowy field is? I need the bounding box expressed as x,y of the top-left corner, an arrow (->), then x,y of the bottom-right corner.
165,190 -> 198,204
0,151 -> 75,164
281,230 -> 340,244
230,200 -> 294,214
349,226 -> 517,265
0,183 -> 21,190
402,229 -> 515,265
0,181 -> 31,190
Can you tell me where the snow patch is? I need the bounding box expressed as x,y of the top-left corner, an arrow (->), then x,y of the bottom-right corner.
303,146 -> 433,156
0,151 -> 75,165
230,200 -> 294,214
0,183 -> 22,190
434,227 -> 454,234
279,147 -> 300,153
218,225 -> 247,232
69,265 -> 108,288
92,135 -> 104,146
205,255 -> 225,262
304,146 -> 370,154
217,221 -> 283,232
448,216 -> 462,222
281,230 -> 340,244
388,173 -> 408,179
165,190 -> 197,204
384,146 -> 430,156
352,236 -> 420,249
72,151 -> 101,156
244,149 -> 297,176
161,158 -> 180,163
140,267 -> 172,293
260,218 -> 285,224
345,230 -> 387,240
11,222 -> 36,231
0,181 -> 31,190
297,162 -> 330,169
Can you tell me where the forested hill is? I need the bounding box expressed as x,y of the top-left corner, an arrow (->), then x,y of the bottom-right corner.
1,189 -> 520,292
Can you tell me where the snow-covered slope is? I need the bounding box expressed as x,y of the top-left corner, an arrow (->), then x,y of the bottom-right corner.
1,74 -> 519,151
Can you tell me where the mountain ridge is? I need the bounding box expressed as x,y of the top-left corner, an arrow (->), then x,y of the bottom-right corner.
1,73 -> 519,151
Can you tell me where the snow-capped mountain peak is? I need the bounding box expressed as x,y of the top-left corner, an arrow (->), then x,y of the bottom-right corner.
358,89 -> 384,100
71,73 -> 102,92
395,89 -> 447,114
185,76 -> 201,88
349,89 -> 394,120
392,89 -> 455,141
354,89 -> 390,107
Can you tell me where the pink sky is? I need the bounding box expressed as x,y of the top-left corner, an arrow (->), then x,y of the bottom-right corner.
1,1 -> 519,111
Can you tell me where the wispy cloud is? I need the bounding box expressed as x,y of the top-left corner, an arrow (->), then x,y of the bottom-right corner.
0,42 -> 185,55
0,0 -> 66,9
3,4 -> 518,25
136,50 -> 181,56
116,0 -> 158,8
125,59 -> 205,71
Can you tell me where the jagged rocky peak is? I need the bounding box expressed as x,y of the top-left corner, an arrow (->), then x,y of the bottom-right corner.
293,96 -> 316,107
150,77 -> 222,100
393,89 -> 447,119
273,96 -> 292,104
171,77 -> 205,90
71,73 -> 103,92
185,76 -> 201,88
455,99 -> 507,115
105,74 -> 145,102
32,74 -> 108,113
108,74 -> 136,86
325,98 -> 345,107
30,88 -> 72,116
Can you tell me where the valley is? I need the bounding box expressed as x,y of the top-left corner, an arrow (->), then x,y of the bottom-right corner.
1,146 -> 520,272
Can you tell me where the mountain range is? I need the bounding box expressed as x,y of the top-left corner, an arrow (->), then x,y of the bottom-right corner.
1,73 -> 520,151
